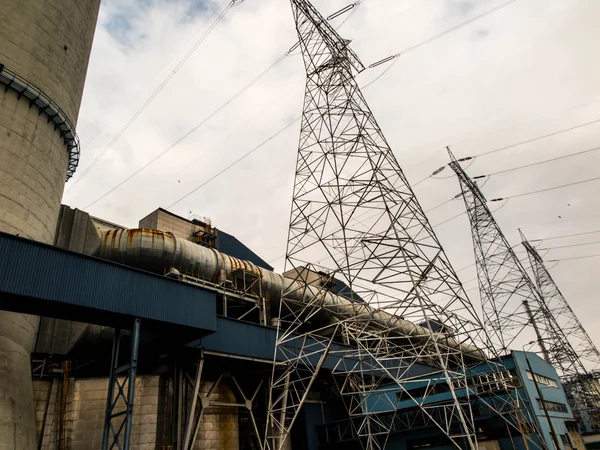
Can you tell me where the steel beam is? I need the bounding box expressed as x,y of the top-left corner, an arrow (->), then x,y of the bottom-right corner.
101,317 -> 141,450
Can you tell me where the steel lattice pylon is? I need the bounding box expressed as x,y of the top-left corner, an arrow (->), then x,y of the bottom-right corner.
522,234 -> 600,431
447,150 -> 547,354
448,150 -> 599,431
265,2 -> 544,449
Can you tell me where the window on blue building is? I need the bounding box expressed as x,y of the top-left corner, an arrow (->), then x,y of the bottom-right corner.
537,398 -> 568,413
526,371 -> 559,388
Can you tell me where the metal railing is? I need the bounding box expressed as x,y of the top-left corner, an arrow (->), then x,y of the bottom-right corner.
0,63 -> 80,180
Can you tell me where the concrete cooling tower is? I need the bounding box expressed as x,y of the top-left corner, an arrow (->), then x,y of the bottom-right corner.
0,1 -> 101,447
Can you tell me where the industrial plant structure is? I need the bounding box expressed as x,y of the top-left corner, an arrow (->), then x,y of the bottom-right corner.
0,0 -> 597,449
0,206 -> 583,450
0,0 -> 101,447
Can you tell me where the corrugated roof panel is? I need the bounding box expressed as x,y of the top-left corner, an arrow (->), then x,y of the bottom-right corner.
0,232 -> 217,334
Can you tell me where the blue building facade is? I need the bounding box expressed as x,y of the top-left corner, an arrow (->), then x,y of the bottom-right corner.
314,351 -> 582,450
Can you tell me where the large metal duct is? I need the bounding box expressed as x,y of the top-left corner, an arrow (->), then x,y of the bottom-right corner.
97,229 -> 484,360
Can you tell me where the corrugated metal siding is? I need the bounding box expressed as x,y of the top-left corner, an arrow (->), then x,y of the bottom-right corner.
0,232 -> 216,332
197,317 -> 434,376
199,317 -> 276,360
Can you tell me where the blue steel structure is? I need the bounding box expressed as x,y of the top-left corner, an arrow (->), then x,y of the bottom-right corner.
0,230 -> 445,449
313,351 -> 578,450
0,231 -> 217,335
102,318 -> 141,450
0,228 -> 582,449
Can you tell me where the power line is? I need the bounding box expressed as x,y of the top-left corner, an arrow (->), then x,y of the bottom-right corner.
81,1 -> 365,209
424,197 -> 458,213
433,198 -> 510,228
530,229 -> 600,242
476,117 -> 600,158
506,176 -> 600,200
440,177 -> 600,217
122,105 -> 270,209
537,241 -> 600,251
65,0 -> 236,194
364,0 -> 518,88
475,146 -> 600,178
166,117 -> 301,209
433,211 -> 465,228
75,1 -> 235,150
548,254 -> 600,263
82,50 -> 295,210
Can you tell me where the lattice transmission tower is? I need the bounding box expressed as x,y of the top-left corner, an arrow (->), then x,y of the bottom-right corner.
522,233 -> 600,430
448,149 -> 599,430
265,2 -> 544,449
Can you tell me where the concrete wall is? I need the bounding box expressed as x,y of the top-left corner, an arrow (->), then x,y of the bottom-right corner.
0,0 -> 100,122
0,1 -> 101,448
33,205 -> 123,356
34,376 -> 160,450
33,379 -> 59,450
196,381 -> 239,450
32,376 -> 240,449
139,208 -> 203,241
34,319 -> 89,356
54,205 -> 103,255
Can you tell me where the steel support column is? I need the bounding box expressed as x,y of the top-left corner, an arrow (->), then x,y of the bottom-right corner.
183,352 -> 205,450
102,318 -> 141,450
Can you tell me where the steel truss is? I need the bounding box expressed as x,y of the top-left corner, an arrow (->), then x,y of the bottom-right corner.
266,2 -> 543,449
180,351 -> 265,450
448,151 -> 599,431
522,234 -> 600,430
102,318 -> 141,450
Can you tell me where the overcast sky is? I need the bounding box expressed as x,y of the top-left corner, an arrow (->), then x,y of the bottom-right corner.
65,0 -> 600,350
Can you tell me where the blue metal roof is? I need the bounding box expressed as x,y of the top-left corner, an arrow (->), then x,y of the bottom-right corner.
215,229 -> 274,271
0,231 -> 217,336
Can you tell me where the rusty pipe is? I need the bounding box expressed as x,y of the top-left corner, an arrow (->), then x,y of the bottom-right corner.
96,229 -> 484,360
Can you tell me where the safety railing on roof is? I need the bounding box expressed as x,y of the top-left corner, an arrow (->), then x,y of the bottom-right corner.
0,63 -> 80,180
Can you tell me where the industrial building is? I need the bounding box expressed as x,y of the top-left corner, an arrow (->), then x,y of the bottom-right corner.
1,0 -> 598,449
0,205 -> 586,449
0,0 -> 101,447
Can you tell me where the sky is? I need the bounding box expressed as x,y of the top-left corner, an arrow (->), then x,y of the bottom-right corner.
66,0 -> 600,350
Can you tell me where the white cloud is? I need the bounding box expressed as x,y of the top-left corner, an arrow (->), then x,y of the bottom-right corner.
67,0 -> 600,349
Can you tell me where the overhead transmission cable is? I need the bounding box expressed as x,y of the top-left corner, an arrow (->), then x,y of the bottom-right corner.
423,118 -> 600,184
547,254 -> 600,263
495,176 -> 600,201
85,0 -> 517,211
121,105 -> 271,209
433,176 -> 600,228
473,146 -> 600,180
73,0 -> 235,150
363,0 -> 518,88
66,0 -> 237,195
81,1 -> 365,209
83,45 -> 297,209
166,117 -> 301,209
530,229 -> 600,242
536,241 -> 600,251
477,117 -> 600,158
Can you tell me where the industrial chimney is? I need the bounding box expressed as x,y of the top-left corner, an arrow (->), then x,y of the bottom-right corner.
0,1 -> 101,447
